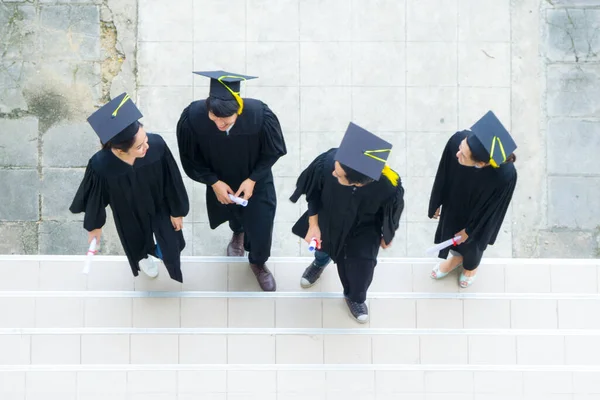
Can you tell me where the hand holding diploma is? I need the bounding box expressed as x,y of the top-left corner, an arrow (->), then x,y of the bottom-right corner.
228,194 -> 248,207
82,237 -> 97,274
426,235 -> 462,256
212,181 -> 235,205
305,215 -> 321,252
235,178 -> 255,201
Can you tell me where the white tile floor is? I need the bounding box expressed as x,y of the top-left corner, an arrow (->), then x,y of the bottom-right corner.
0,257 -> 599,399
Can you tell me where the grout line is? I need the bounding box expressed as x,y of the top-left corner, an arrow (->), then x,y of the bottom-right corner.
5,364 -> 600,372
10,255 -> 599,265
456,0 -> 460,127
5,327 -> 600,336
4,291 -> 600,300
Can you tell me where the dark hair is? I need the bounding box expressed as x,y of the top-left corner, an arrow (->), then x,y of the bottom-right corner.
339,163 -> 373,185
206,96 -> 239,118
101,122 -> 143,152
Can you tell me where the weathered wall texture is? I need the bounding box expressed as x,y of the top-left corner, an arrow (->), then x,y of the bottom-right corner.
0,0 -> 137,255
0,0 -> 598,258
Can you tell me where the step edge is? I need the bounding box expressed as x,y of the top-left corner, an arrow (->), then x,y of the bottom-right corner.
0,255 -> 598,265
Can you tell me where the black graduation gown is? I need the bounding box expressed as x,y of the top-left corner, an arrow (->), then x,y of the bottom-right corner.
428,131 -> 517,266
176,98 -> 287,229
69,134 -> 190,282
290,149 -> 405,263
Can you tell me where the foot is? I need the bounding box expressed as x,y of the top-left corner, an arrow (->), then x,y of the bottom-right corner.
300,260 -> 330,288
345,298 -> 369,324
459,268 -> 478,288
250,263 -> 276,292
430,257 -> 463,280
139,256 -> 159,278
227,232 -> 245,257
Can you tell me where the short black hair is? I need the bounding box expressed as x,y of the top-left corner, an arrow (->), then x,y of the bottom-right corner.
101,122 -> 143,152
206,96 -> 238,117
339,162 -> 374,185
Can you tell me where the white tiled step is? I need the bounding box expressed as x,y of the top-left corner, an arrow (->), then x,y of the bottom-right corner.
1,296 -> 599,329
0,330 -> 598,365
1,367 -> 600,400
0,257 -> 598,294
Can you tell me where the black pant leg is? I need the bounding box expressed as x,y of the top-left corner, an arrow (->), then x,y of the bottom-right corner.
228,206 -> 244,234
340,258 -> 376,303
336,258 -> 350,298
241,187 -> 276,265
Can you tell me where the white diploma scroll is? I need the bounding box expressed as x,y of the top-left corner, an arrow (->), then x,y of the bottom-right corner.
82,238 -> 97,274
228,194 -> 248,207
426,235 -> 461,256
308,238 -> 318,252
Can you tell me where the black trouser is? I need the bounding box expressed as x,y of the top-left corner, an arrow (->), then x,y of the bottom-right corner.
337,258 -> 376,303
229,216 -> 244,234
314,251 -> 376,303
226,195 -> 275,266
450,240 -> 484,271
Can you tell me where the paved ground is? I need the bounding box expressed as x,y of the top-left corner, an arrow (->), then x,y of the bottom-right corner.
0,0 -> 598,258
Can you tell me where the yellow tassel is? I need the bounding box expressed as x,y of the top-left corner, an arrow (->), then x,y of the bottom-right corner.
382,165 -> 399,187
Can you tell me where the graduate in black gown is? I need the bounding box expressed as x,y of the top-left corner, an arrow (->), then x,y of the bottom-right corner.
428,111 -> 517,288
290,123 -> 405,323
70,93 -> 190,282
176,70 -> 287,292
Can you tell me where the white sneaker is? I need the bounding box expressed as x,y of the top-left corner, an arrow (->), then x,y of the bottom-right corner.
139,256 -> 159,278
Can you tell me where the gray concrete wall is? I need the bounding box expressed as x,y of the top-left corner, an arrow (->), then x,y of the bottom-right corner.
537,0 -> 600,257
0,0 -> 598,258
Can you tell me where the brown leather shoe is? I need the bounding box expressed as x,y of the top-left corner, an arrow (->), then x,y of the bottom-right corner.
227,232 -> 245,256
250,263 -> 276,292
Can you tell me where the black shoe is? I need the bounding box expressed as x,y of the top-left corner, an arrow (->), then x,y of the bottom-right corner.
345,298 -> 369,324
300,260 -> 329,288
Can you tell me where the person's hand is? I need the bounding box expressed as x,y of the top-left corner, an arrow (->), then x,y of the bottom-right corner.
455,228 -> 469,245
88,229 -> 102,246
380,237 -> 392,249
212,180 -> 234,204
235,178 -> 256,200
432,207 -> 441,219
305,215 -> 321,248
170,216 -> 183,231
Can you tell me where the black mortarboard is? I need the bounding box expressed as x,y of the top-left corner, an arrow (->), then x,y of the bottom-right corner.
467,110 -> 517,168
335,122 -> 393,181
87,93 -> 143,145
193,70 -> 257,114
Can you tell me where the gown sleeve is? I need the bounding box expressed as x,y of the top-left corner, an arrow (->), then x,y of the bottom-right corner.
69,160 -> 109,232
465,170 -> 517,245
162,141 -> 190,218
428,136 -> 453,218
176,106 -> 219,186
289,152 -> 327,216
248,104 -> 288,182
381,183 -> 405,245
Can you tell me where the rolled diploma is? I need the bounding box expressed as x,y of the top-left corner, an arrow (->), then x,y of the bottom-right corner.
426,235 -> 461,255
228,194 -> 248,207
82,237 -> 97,274
308,238 -> 318,252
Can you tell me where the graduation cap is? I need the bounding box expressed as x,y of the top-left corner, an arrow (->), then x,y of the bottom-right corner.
193,70 -> 258,114
87,93 -> 143,145
334,122 -> 393,181
468,111 -> 517,168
